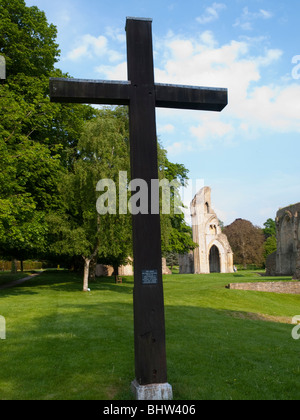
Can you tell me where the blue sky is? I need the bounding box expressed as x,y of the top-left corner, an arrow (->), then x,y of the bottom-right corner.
25,0 -> 300,227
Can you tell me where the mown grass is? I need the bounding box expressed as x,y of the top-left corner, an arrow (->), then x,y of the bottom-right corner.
0,272 -> 34,287
0,270 -> 299,400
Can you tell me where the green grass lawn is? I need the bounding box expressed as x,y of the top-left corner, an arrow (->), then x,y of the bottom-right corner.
0,272 -> 34,287
0,270 -> 299,400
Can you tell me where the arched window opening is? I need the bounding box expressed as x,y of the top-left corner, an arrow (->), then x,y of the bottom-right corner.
209,245 -> 220,273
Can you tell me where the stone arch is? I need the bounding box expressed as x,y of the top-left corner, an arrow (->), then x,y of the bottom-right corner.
187,187 -> 234,274
208,237 -> 232,274
280,214 -> 294,254
209,245 -> 220,273
205,215 -> 219,235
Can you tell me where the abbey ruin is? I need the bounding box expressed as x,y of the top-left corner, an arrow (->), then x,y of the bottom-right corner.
180,187 -> 234,274
267,203 -> 300,279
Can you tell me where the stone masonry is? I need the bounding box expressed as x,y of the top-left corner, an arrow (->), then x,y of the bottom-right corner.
180,187 -> 234,274
266,203 -> 300,279
228,281 -> 300,294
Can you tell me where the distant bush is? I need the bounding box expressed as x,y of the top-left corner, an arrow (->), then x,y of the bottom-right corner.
0,261 -> 42,271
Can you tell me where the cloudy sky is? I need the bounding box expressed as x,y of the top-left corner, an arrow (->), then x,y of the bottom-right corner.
25,0 -> 300,227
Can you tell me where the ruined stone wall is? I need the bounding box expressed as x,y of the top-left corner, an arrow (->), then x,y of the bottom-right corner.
96,257 -> 172,277
180,187 -> 233,274
275,203 -> 300,277
228,281 -> 300,294
178,253 -> 194,274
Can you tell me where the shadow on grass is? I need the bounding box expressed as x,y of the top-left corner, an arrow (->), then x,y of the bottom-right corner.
0,270 -> 134,297
1,296 -> 298,400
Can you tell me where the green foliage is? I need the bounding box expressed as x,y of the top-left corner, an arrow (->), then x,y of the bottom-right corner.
48,108 -> 132,268
0,194 -> 48,260
0,1 -> 196,268
162,213 -> 197,256
0,137 -> 63,260
157,141 -> 196,255
263,218 -> 277,260
264,235 -> 277,260
263,218 -> 276,239
49,107 -> 194,267
0,0 -> 60,77
0,1 -> 94,263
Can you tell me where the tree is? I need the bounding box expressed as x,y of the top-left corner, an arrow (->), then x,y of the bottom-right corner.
264,236 -> 277,260
263,218 -> 276,239
162,213 -> 196,257
0,0 -> 59,77
157,144 -> 197,257
48,107 -> 194,289
166,251 -> 179,272
263,218 -> 277,260
1,1 -> 195,279
0,139 -> 63,266
0,0 -> 95,163
223,219 -> 265,268
0,0 -> 94,266
48,108 -> 132,291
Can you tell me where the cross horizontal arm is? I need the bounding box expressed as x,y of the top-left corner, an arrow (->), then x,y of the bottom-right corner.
49,78 -> 131,105
155,83 -> 228,112
50,78 -> 228,112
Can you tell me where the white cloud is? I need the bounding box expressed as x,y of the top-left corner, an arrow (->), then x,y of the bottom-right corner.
234,7 -> 273,31
153,31 -> 300,148
190,116 -> 235,149
196,3 -> 226,25
259,9 -> 273,19
166,141 -> 186,155
66,24 -> 300,149
66,34 -> 123,62
58,9 -> 71,24
95,61 -> 127,80
168,39 -> 194,59
199,31 -> 218,49
105,26 -> 126,44
67,34 -> 107,60
257,49 -> 283,66
158,124 -> 175,134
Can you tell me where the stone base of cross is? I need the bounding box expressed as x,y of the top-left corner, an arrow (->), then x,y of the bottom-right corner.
50,17 -> 227,400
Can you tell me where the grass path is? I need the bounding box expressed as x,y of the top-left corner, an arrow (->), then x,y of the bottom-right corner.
0,273 -> 41,290
0,270 -> 299,400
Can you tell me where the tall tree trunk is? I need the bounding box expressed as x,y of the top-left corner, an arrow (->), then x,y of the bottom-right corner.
113,263 -> 119,276
82,216 -> 101,291
11,259 -> 18,273
83,257 -> 90,292
89,255 -> 97,282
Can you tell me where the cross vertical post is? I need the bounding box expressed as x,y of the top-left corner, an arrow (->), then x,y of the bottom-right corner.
49,16 -> 228,400
126,18 -> 168,387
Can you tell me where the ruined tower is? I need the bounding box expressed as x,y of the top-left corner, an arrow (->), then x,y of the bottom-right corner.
187,187 -> 234,274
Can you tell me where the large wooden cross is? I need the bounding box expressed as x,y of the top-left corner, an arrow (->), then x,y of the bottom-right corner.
50,17 -> 227,391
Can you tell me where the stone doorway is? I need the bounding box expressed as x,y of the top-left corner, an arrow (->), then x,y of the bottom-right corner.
209,245 -> 220,273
